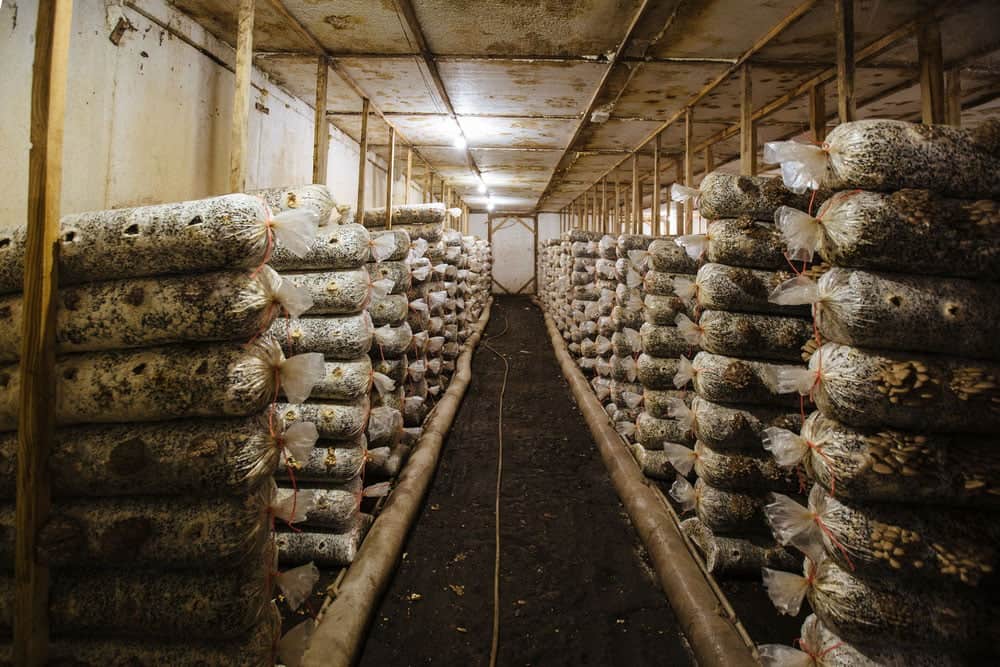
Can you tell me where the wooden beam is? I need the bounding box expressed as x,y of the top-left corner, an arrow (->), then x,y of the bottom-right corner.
404,147 -> 413,204
684,109 -> 695,234
17,2 -> 73,664
704,145 -> 714,176
356,98 -> 370,223
740,64 -> 756,176
652,133 -> 662,236
601,177 -> 608,233
229,0 -> 255,193
835,0 -> 856,123
945,69 -> 962,126
918,19 -> 945,124
312,57 -> 329,184
631,154 -> 641,234
809,83 -> 827,142
385,127 -> 396,228
615,176 -> 622,234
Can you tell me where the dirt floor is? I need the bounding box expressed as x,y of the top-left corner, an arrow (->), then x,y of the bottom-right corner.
359,296 -> 695,666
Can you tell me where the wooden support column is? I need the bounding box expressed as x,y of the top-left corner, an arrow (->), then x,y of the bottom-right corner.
684,109 -> 694,235
428,172 -> 434,204
312,57 -> 329,184
385,127 -> 396,228
18,2 -> 73,664
739,64 -> 756,176
600,177 -> 608,233
945,70 -> 962,127
229,0 -> 255,193
615,176 -> 623,234
652,133 -> 662,236
631,154 -> 640,235
835,0 -> 856,123
356,98 -> 370,224
591,187 -> 599,233
918,19 -> 945,124
809,83 -> 827,142
404,147 -> 413,204
704,145 -> 714,176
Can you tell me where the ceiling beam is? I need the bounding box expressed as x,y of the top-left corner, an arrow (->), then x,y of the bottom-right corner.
391,0 -> 484,185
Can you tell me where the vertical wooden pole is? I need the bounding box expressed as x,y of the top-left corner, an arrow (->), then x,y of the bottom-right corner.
739,64 -> 756,176
356,98 -> 370,225
652,134 -> 662,236
18,2 -> 73,664
600,177 -> 608,233
428,172 -> 435,204
809,83 -> 827,142
684,109 -> 694,234
591,187 -> 599,233
835,0 -> 856,123
312,57 -> 329,185
385,127 -> 396,228
404,147 -> 413,204
631,155 -> 640,235
918,20 -> 945,125
229,0 -> 255,193
945,70 -> 962,127
614,176 -> 622,235
704,145 -> 714,176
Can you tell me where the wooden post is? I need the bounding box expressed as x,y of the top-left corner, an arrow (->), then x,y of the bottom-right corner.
18,2 -> 73,664
312,57 -> 329,185
356,98 -> 370,224
652,133 -> 662,236
600,177 -> 608,233
835,0 -> 856,123
385,126 -> 396,228
615,176 -> 622,235
684,108 -> 695,234
918,19 -> 945,125
809,83 -> 827,142
591,187 -> 599,234
631,154 -> 640,235
428,172 -> 435,204
404,147 -> 413,204
945,70 -> 962,127
229,0 -> 255,193
739,64 -> 756,176
704,144 -> 714,176
422,164 -> 430,203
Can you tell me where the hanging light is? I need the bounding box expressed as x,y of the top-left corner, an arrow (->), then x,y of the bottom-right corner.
477,182 -> 487,194
453,134 -> 467,149
486,201 -> 496,211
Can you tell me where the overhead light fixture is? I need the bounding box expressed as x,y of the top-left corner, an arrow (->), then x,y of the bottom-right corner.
453,134 -> 467,149
477,182 -> 487,194
486,201 -> 496,211
448,207 -> 462,218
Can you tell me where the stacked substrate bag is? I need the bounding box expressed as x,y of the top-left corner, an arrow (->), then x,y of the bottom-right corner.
538,239 -> 561,322
0,193 -> 331,665
266,184 -> 394,570
629,236 -> 700,482
567,230 -> 603,365
664,172 -> 820,578
590,234 -> 620,413
757,118 -> 1000,664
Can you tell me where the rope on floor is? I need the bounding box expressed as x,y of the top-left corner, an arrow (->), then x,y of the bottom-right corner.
480,303 -> 510,667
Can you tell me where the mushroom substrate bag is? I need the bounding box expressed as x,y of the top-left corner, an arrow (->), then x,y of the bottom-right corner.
697,171 -> 827,221
684,310 -> 813,363
362,203 -> 446,228
691,396 -> 801,452
705,218 -> 798,270
277,513 -> 372,567
690,263 -> 810,317
251,183 -> 338,226
682,517 -> 800,577
671,476 -> 773,536
282,269 -> 371,315
268,313 -> 373,360
679,352 -> 801,407
648,238 -> 701,273
269,223 -> 371,271
273,398 -> 370,441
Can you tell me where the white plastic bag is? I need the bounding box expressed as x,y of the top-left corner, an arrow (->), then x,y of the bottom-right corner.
673,355 -> 698,389
370,234 -> 397,263
761,426 -> 809,469
763,141 -> 828,194
276,562 -> 319,611
271,486 -> 317,524
672,276 -> 698,302
669,474 -> 697,512
665,397 -> 694,433
675,234 -> 707,261
774,206 -> 821,262
280,352 -> 327,404
270,209 -> 320,258
764,488 -> 826,563
674,313 -> 703,346
369,278 -> 395,301
663,443 -> 698,476
762,562 -> 814,616
670,183 -> 700,205
280,420 -> 319,464
372,371 -> 396,395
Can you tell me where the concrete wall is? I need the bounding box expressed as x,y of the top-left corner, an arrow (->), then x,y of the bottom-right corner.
1,0 -> 423,223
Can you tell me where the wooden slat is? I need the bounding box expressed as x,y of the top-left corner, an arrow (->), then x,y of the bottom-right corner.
704,145 -> 714,176
918,20 -> 945,124
17,2 -> 73,664
229,0 -> 255,193
312,57 -> 329,185
652,133 -> 662,235
946,69 -> 962,126
740,64 -> 756,176
404,148 -> 413,204
600,178 -> 608,233
684,109 -> 694,233
385,127 -> 396,228
835,0 -> 856,123
356,98 -> 370,222
809,83 -> 826,142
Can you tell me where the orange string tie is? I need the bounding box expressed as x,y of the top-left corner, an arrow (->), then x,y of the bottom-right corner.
814,514 -> 854,571
806,439 -> 837,497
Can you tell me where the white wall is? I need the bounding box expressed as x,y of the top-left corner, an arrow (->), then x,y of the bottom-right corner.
1,0 -> 427,223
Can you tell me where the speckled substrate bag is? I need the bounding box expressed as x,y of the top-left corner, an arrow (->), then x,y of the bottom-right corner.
362,203 -> 446,228
369,229 -> 411,263
282,477 -> 361,531
277,513 -> 372,566
305,358 -> 372,401
0,568 -> 274,639
282,269 -> 370,315
630,444 -> 680,480
772,267 -> 1000,360
373,322 -> 414,359
368,293 -> 409,326
639,322 -> 693,358
692,397 -> 801,452
0,267 -> 301,361
0,338 -> 320,430
643,294 -> 695,325
268,314 -> 373,360
694,441 -> 798,493
691,263 -> 809,317
683,351 -> 800,407
778,342 -> 1000,432
781,411 -> 1000,508
758,613 -> 966,667
772,118 -> 1000,197
672,476 -> 772,536
698,172 -> 825,221
0,417 -> 279,498
273,399 -> 370,440
692,310 -> 812,363
366,260 -> 412,295
648,238 -> 700,274
681,517 -> 799,577
277,434 -> 366,484
763,556 -> 1000,651
269,223 -> 370,271
636,354 -> 681,390
636,411 -> 695,448
705,218 -> 794,270
789,188 -> 1000,280
0,194 -> 276,293
642,388 -> 690,419
251,183 -> 337,226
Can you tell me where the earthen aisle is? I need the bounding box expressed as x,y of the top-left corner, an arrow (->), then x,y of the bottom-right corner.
359,295 -> 693,666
